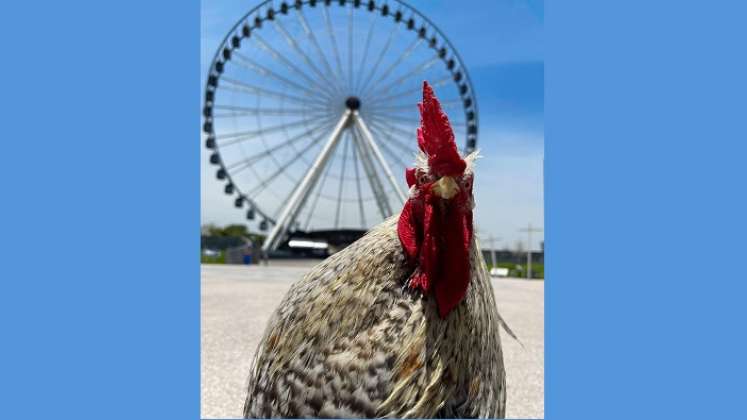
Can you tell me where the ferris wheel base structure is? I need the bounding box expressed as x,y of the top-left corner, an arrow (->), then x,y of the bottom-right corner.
267,228 -> 367,258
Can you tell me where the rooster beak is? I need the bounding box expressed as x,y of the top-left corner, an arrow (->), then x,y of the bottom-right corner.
432,176 -> 460,200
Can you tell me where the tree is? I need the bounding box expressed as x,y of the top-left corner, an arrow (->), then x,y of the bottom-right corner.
200,223 -> 266,249
221,224 -> 249,238
200,224 -> 251,237
201,223 -> 220,236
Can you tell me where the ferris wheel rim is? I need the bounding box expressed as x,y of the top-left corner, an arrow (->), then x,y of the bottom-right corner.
203,0 -> 479,231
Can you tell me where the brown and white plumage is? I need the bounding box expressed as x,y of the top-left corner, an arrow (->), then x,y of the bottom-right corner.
243,218 -> 507,418
243,82 -> 511,418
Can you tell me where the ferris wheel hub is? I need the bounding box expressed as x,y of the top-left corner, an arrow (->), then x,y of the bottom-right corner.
344,96 -> 361,111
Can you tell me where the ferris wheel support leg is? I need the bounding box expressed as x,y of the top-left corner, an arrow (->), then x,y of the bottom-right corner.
352,112 -> 408,204
262,110 -> 352,253
351,126 -> 392,219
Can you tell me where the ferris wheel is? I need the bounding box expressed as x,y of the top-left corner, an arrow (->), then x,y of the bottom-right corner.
203,0 -> 479,252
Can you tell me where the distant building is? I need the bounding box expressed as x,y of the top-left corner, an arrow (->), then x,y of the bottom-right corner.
481,249 -> 544,266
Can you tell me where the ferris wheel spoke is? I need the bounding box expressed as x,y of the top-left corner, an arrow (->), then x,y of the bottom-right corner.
322,6 -> 347,91
246,122 -> 335,198
367,74 -> 452,106
353,12 -> 376,94
251,32 -> 335,101
380,112 -> 467,129
351,124 -> 392,220
302,148 -> 336,231
367,117 -> 422,152
216,117 -> 322,147
350,130 -> 367,228
366,123 -> 412,169
368,141 -> 411,178
369,109 -> 466,131
347,5 -> 355,94
357,20 -> 401,96
360,37 -> 423,99
365,116 -> 414,139
233,51 -> 328,101
220,77 -> 328,109
212,104 -> 326,118
365,110 -> 419,126
372,98 -> 462,113
353,113 -> 407,204
295,9 -> 344,96
365,55 -> 440,102
272,19 -> 340,98
224,118 -> 335,175
296,129 -> 342,231
367,117 -> 418,156
334,132 -> 350,229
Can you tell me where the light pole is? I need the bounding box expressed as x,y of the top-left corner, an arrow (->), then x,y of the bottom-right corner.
519,223 -> 543,279
484,235 -> 501,268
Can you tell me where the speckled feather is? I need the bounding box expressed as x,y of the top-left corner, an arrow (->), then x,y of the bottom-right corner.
242,216 -> 509,418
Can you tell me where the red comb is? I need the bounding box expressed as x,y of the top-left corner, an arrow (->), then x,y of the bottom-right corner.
417,81 -> 466,177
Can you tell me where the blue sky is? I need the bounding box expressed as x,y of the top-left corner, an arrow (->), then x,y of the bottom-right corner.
201,0 -> 544,250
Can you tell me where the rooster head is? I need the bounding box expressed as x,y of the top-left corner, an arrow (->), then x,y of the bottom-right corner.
398,81 -> 476,319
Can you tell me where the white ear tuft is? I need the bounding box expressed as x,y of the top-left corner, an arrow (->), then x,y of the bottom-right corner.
414,151 -> 429,172
463,149 -> 481,173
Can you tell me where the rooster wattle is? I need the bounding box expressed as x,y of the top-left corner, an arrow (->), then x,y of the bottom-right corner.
243,81 -> 512,418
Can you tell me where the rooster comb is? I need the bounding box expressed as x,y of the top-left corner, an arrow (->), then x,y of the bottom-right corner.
417,81 -> 466,177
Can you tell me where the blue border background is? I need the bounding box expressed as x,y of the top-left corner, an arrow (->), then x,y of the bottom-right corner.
2,1 -> 746,419
546,1 -> 747,418
2,1 -> 200,418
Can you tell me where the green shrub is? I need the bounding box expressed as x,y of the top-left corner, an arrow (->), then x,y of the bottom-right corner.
201,250 -> 225,264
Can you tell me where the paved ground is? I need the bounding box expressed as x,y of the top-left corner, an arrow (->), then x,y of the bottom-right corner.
201,262 -> 544,419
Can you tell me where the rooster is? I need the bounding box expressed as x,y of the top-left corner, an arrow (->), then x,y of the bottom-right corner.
243,81 -> 513,419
